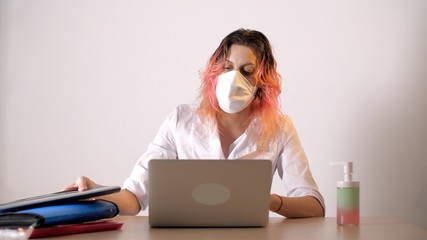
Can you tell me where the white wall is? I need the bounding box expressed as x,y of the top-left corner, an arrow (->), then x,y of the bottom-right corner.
1,0 -> 426,229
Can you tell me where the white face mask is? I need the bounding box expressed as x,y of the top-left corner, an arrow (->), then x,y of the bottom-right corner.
215,70 -> 257,114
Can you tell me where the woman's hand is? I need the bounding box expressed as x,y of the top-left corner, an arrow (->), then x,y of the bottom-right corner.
62,176 -> 141,215
63,176 -> 97,192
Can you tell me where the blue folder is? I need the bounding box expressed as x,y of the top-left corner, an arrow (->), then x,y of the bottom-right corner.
15,200 -> 119,227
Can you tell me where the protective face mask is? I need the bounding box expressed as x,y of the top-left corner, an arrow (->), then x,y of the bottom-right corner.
215,70 -> 257,114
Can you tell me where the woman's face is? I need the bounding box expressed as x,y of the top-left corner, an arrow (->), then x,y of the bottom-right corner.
223,44 -> 258,86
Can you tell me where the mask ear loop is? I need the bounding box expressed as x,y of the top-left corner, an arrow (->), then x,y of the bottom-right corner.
255,87 -> 262,99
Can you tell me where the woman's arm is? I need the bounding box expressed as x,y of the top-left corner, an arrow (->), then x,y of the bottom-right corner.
269,194 -> 324,218
274,116 -> 325,218
97,189 -> 140,215
64,176 -> 141,215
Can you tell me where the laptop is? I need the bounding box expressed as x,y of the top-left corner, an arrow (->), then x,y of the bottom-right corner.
148,159 -> 272,227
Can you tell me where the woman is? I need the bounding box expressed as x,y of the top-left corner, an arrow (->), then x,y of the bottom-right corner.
65,28 -> 325,218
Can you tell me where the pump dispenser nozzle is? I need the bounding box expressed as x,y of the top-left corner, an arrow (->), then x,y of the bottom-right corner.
330,162 -> 353,182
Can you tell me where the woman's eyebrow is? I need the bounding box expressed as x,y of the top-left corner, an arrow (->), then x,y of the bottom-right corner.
225,60 -> 256,67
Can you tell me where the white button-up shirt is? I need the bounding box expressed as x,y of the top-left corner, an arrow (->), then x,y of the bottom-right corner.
123,104 -> 325,211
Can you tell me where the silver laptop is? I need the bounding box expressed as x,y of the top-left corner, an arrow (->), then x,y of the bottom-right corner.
148,159 -> 272,227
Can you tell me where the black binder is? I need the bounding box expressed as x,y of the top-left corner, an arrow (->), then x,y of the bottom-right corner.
0,185 -> 121,213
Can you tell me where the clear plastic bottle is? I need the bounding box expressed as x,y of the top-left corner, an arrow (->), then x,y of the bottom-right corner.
330,162 -> 360,225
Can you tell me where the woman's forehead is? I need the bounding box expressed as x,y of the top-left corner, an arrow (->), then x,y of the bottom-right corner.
226,44 -> 258,66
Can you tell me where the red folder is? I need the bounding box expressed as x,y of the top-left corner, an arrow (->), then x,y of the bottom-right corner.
30,220 -> 123,238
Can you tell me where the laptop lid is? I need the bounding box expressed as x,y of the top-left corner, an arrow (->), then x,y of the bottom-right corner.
148,159 -> 272,227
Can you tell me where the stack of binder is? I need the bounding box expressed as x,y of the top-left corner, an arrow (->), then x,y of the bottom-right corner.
0,185 -> 123,238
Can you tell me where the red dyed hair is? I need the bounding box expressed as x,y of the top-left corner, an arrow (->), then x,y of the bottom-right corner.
197,28 -> 283,142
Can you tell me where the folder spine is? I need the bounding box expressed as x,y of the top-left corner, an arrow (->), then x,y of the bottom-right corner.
17,200 -> 119,227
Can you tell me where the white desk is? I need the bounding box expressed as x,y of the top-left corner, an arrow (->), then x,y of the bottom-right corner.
37,216 -> 427,240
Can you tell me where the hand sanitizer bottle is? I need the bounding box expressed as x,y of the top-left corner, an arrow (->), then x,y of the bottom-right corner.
330,162 -> 360,225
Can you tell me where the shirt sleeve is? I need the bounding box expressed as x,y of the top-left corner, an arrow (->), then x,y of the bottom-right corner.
122,107 -> 179,210
276,116 -> 326,213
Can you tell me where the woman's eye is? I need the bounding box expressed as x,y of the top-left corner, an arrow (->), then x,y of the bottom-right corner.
242,66 -> 255,75
223,66 -> 233,73
242,70 -> 254,76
